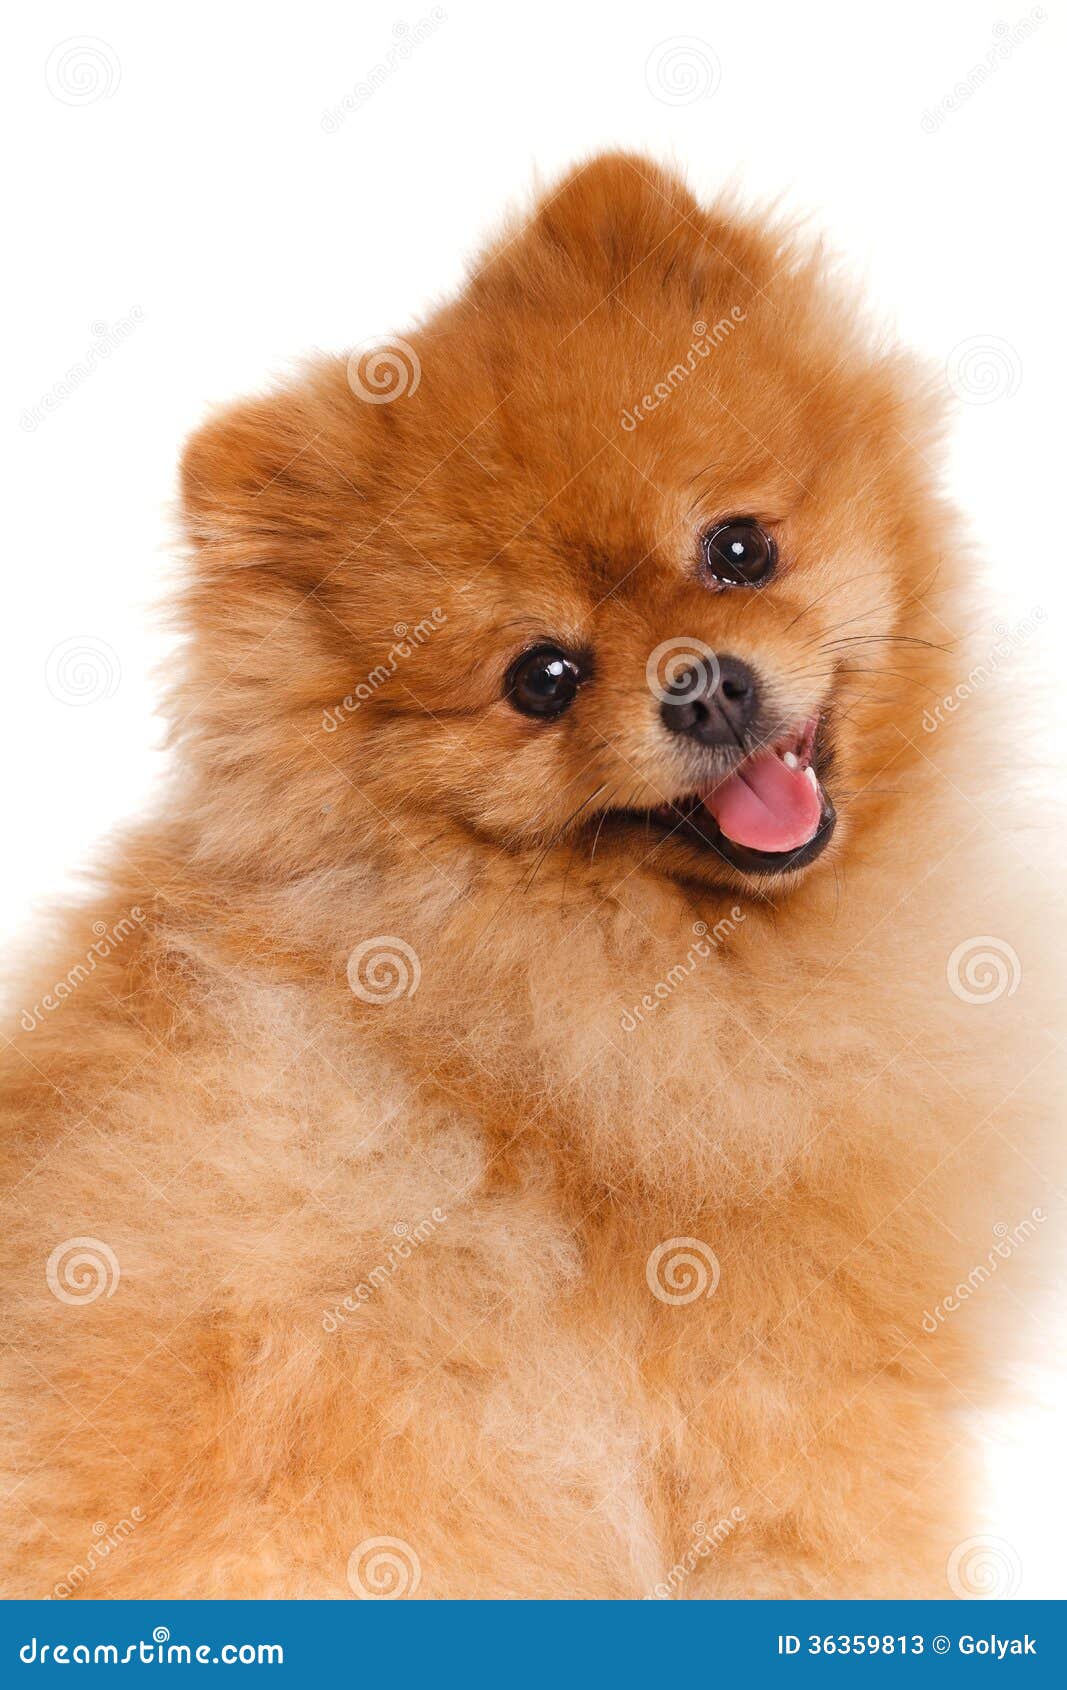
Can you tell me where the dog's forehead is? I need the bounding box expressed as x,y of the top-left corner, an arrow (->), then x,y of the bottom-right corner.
431,296 -> 829,554
396,338 -> 809,626
436,318 -> 804,575
371,160 -> 917,610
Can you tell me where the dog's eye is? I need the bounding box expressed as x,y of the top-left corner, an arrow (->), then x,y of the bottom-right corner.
701,519 -> 777,587
505,646 -> 585,719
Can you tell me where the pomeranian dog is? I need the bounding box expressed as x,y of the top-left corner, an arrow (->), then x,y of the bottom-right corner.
1,154 -> 1052,1600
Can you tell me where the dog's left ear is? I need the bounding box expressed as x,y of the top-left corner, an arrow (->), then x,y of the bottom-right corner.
179,363 -> 358,586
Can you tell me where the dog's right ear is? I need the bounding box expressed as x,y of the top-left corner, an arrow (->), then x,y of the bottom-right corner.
473,151 -> 730,320
531,152 -> 702,277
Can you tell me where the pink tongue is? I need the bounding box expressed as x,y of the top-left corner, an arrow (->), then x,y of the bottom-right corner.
702,751 -> 822,853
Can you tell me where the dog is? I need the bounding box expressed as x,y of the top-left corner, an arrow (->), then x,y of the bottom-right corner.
1,154 -> 1052,1599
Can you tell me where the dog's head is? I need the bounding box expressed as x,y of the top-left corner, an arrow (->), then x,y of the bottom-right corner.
179,155 -> 956,899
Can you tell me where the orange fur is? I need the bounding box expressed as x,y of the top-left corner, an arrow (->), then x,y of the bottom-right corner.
1,155 -> 1055,1599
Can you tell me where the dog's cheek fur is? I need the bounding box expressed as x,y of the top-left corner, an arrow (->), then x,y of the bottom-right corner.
0,154 -> 1059,1599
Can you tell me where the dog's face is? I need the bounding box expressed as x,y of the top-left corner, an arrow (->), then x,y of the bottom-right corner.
181,155 -> 953,898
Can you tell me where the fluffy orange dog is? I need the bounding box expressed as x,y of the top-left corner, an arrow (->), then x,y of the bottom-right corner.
1,155 -> 1051,1599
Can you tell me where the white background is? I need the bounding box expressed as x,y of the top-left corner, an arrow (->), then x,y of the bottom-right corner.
4,0 -> 1064,1596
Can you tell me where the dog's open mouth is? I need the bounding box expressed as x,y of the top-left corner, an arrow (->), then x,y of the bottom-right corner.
607,715 -> 836,877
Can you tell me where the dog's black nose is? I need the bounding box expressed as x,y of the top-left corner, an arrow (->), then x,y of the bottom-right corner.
659,654 -> 759,746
